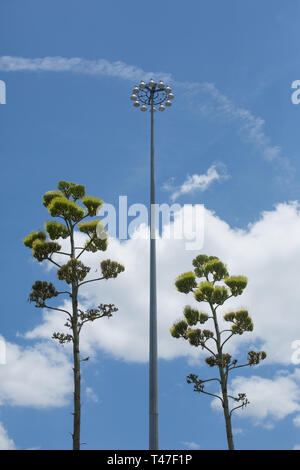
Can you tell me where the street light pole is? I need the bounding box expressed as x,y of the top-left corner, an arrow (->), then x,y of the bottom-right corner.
149,93 -> 158,450
130,79 -> 174,450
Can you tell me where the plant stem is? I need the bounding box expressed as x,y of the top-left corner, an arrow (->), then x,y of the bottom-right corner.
210,302 -> 235,450
70,226 -> 81,450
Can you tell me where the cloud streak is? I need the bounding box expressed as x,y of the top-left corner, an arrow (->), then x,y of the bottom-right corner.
0,54 -> 293,180
181,81 -> 294,179
0,56 -> 173,83
165,163 -> 229,201
181,441 -> 201,450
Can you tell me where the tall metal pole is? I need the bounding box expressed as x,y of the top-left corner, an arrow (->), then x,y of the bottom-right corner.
149,93 -> 158,450
130,79 -> 174,452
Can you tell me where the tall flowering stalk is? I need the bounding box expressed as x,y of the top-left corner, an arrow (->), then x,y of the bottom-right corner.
170,254 -> 266,450
24,180 -> 124,450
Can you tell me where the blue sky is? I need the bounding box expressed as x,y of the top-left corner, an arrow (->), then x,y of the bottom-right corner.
1,0 -> 300,450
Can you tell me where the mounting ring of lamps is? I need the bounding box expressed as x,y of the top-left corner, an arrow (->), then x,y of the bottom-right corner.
130,79 -> 174,112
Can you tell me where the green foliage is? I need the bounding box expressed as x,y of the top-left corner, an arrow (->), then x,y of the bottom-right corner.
194,281 -> 214,302
225,276 -> 248,296
183,306 -> 199,326
199,312 -> 209,324
185,328 -> 203,347
57,259 -> 91,284
212,285 -> 229,305
192,254 -> 222,278
82,196 -> 103,216
23,230 -> 46,248
25,179 -> 125,451
84,238 -> 108,253
43,190 -> 62,208
205,355 -> 217,367
45,221 -> 69,240
29,280 -> 58,307
203,259 -> 229,281
248,350 -> 267,365
223,312 -> 235,322
192,254 -> 209,277
205,353 -> 232,368
186,373 -> 205,392
170,319 -> 188,338
48,197 -> 85,222
185,328 -> 214,347
224,309 -> 254,335
171,253 -> 265,451
57,181 -> 86,200
78,220 -> 108,252
175,272 -> 197,294
78,303 -> 118,326
78,220 -> 101,235
52,332 -> 73,344
32,240 -> 61,262
233,310 -> 253,334
101,259 -> 125,279
203,329 -> 214,339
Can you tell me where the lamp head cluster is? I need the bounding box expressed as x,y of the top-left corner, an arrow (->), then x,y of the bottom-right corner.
130,79 -> 174,112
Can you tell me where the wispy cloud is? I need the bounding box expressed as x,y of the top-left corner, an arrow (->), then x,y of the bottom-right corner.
293,414 -> 300,427
181,441 -> 201,450
164,163 -> 229,201
233,427 -> 244,436
0,55 -> 173,83
85,386 -> 99,403
0,422 -> 16,450
0,55 -> 293,179
181,81 -> 294,180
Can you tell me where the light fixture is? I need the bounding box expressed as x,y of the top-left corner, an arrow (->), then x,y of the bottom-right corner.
132,80 -> 174,114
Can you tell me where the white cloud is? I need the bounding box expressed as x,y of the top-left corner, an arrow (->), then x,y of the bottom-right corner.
25,201 -> 300,368
233,428 -> 244,435
293,444 -> 300,450
0,422 -> 16,450
211,370 -> 300,426
85,387 -> 99,403
181,441 -> 201,450
293,415 -> 300,427
180,81 -> 294,179
0,55 -> 292,178
0,56 -> 172,83
0,341 -> 72,408
166,164 -> 229,201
